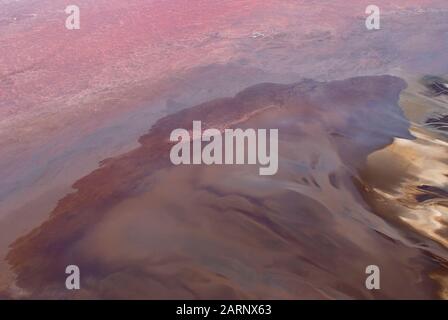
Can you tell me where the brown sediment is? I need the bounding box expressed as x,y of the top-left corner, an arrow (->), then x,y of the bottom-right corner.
5,75 -> 445,299
430,261 -> 448,300
358,76 -> 448,298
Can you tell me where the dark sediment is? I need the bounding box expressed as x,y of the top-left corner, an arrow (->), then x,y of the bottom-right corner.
6,76 -> 443,299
